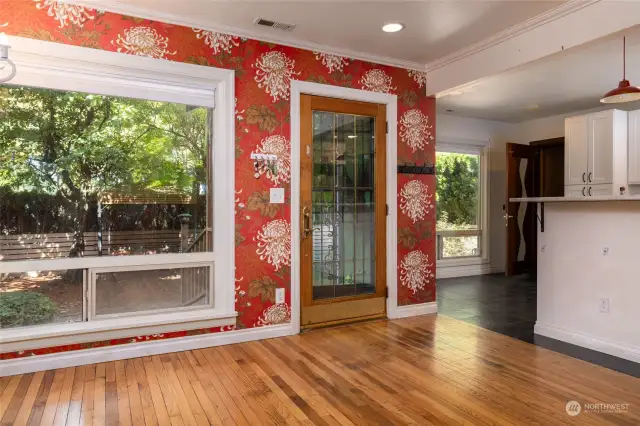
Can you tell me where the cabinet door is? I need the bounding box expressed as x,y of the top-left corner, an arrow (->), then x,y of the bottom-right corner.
565,185 -> 586,197
565,116 -> 588,185
588,111 -> 614,185
588,184 -> 613,197
629,110 -> 640,184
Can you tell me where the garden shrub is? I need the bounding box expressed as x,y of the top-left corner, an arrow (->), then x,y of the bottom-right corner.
0,291 -> 58,328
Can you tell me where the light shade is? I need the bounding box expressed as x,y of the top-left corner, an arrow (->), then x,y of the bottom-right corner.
382,23 -> 404,33
600,79 -> 640,104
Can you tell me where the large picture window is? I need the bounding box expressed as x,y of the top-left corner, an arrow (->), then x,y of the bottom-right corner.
0,38 -> 235,347
436,146 -> 485,260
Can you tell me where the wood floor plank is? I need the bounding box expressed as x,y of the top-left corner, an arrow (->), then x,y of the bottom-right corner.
1,373 -> 33,425
92,363 -> 106,426
65,365 -> 85,426
141,357 -> 171,426
79,365 -> 95,426
51,367 -> 75,426
0,374 -> 22,420
12,371 -> 45,426
124,360 -> 145,426
132,358 -> 159,426
5,315 -> 640,425
114,361 -> 131,426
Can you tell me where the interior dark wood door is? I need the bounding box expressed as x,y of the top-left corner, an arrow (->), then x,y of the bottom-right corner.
505,143 -> 538,276
300,95 -> 387,328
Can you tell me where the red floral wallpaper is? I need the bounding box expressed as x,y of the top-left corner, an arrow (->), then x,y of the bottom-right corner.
0,0 -> 436,360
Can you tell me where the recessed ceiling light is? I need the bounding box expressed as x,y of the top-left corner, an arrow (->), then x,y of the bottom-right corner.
382,23 -> 404,33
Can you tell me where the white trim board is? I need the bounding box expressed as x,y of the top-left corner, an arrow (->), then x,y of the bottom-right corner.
62,0 -> 425,72
289,81 -> 399,332
535,322 -> 640,364
389,302 -> 438,320
0,323 -> 296,376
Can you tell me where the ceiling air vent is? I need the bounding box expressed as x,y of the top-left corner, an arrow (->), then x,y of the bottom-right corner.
253,17 -> 296,32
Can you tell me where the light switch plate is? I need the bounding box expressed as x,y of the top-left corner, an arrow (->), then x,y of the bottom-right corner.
275,288 -> 285,304
270,188 -> 285,204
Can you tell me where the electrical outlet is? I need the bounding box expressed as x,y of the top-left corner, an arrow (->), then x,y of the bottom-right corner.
603,247 -> 610,256
275,288 -> 285,304
599,298 -> 610,314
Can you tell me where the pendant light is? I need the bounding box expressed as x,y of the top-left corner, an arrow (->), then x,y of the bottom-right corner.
601,37 -> 640,104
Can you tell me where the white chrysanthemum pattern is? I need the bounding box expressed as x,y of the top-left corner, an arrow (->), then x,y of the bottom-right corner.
255,219 -> 291,271
400,250 -> 434,294
193,29 -> 240,54
360,69 -> 396,93
113,27 -> 177,59
255,303 -> 291,327
408,70 -> 427,88
255,135 -> 291,185
400,109 -> 433,153
35,0 -> 95,28
399,180 -> 433,223
314,52 -> 348,73
254,51 -> 300,101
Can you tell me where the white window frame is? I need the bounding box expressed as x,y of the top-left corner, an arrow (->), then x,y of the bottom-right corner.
0,37 -> 236,352
436,142 -> 490,267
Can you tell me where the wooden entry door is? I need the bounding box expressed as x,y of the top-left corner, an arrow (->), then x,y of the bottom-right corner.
300,95 -> 387,328
505,143 -> 538,276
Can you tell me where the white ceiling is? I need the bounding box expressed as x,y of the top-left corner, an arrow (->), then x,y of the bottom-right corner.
437,26 -> 640,122
73,0 -> 562,68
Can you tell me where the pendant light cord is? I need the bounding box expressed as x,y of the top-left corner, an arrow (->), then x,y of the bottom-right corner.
623,36 -> 626,80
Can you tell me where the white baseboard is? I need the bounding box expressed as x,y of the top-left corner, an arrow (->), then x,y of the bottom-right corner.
436,263 -> 503,279
0,323 -> 296,376
534,322 -> 640,364
389,302 -> 438,319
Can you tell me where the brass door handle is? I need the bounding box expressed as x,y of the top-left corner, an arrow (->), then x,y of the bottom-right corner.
302,206 -> 311,239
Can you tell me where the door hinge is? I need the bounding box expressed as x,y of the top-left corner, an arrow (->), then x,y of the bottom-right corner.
386,121 -> 388,134
386,204 -> 389,216
385,287 -> 389,298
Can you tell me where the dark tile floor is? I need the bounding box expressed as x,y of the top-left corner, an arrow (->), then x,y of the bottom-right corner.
437,273 -> 537,343
437,273 -> 640,378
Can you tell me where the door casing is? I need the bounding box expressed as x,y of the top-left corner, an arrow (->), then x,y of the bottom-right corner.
289,81 -> 399,334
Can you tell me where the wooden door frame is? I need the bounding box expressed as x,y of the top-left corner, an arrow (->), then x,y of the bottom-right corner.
290,81 -> 399,334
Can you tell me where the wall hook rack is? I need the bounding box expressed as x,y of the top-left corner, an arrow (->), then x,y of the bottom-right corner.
250,152 -> 278,178
397,162 -> 435,175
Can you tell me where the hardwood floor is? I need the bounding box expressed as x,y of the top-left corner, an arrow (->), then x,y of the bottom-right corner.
2,315 -> 640,425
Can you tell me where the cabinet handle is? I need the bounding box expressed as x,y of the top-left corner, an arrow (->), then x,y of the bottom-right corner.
588,172 -> 592,182
582,187 -> 586,196
582,173 -> 586,183
588,187 -> 592,196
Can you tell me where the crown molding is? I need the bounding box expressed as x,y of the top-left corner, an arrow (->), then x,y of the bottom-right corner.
60,0 -> 426,72
424,0 -> 602,73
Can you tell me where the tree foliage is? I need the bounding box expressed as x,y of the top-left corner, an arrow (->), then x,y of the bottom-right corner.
436,152 -> 479,229
0,86 -> 208,239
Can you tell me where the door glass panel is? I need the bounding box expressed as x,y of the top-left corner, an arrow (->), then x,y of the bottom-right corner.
312,111 -> 375,300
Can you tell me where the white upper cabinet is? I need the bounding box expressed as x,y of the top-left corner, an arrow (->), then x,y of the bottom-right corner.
565,115 -> 589,186
564,109 -> 628,197
629,110 -> 640,184
588,111 -> 614,185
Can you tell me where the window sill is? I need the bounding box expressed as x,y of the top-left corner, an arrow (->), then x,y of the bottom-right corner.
437,257 -> 489,268
1,309 -> 238,353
